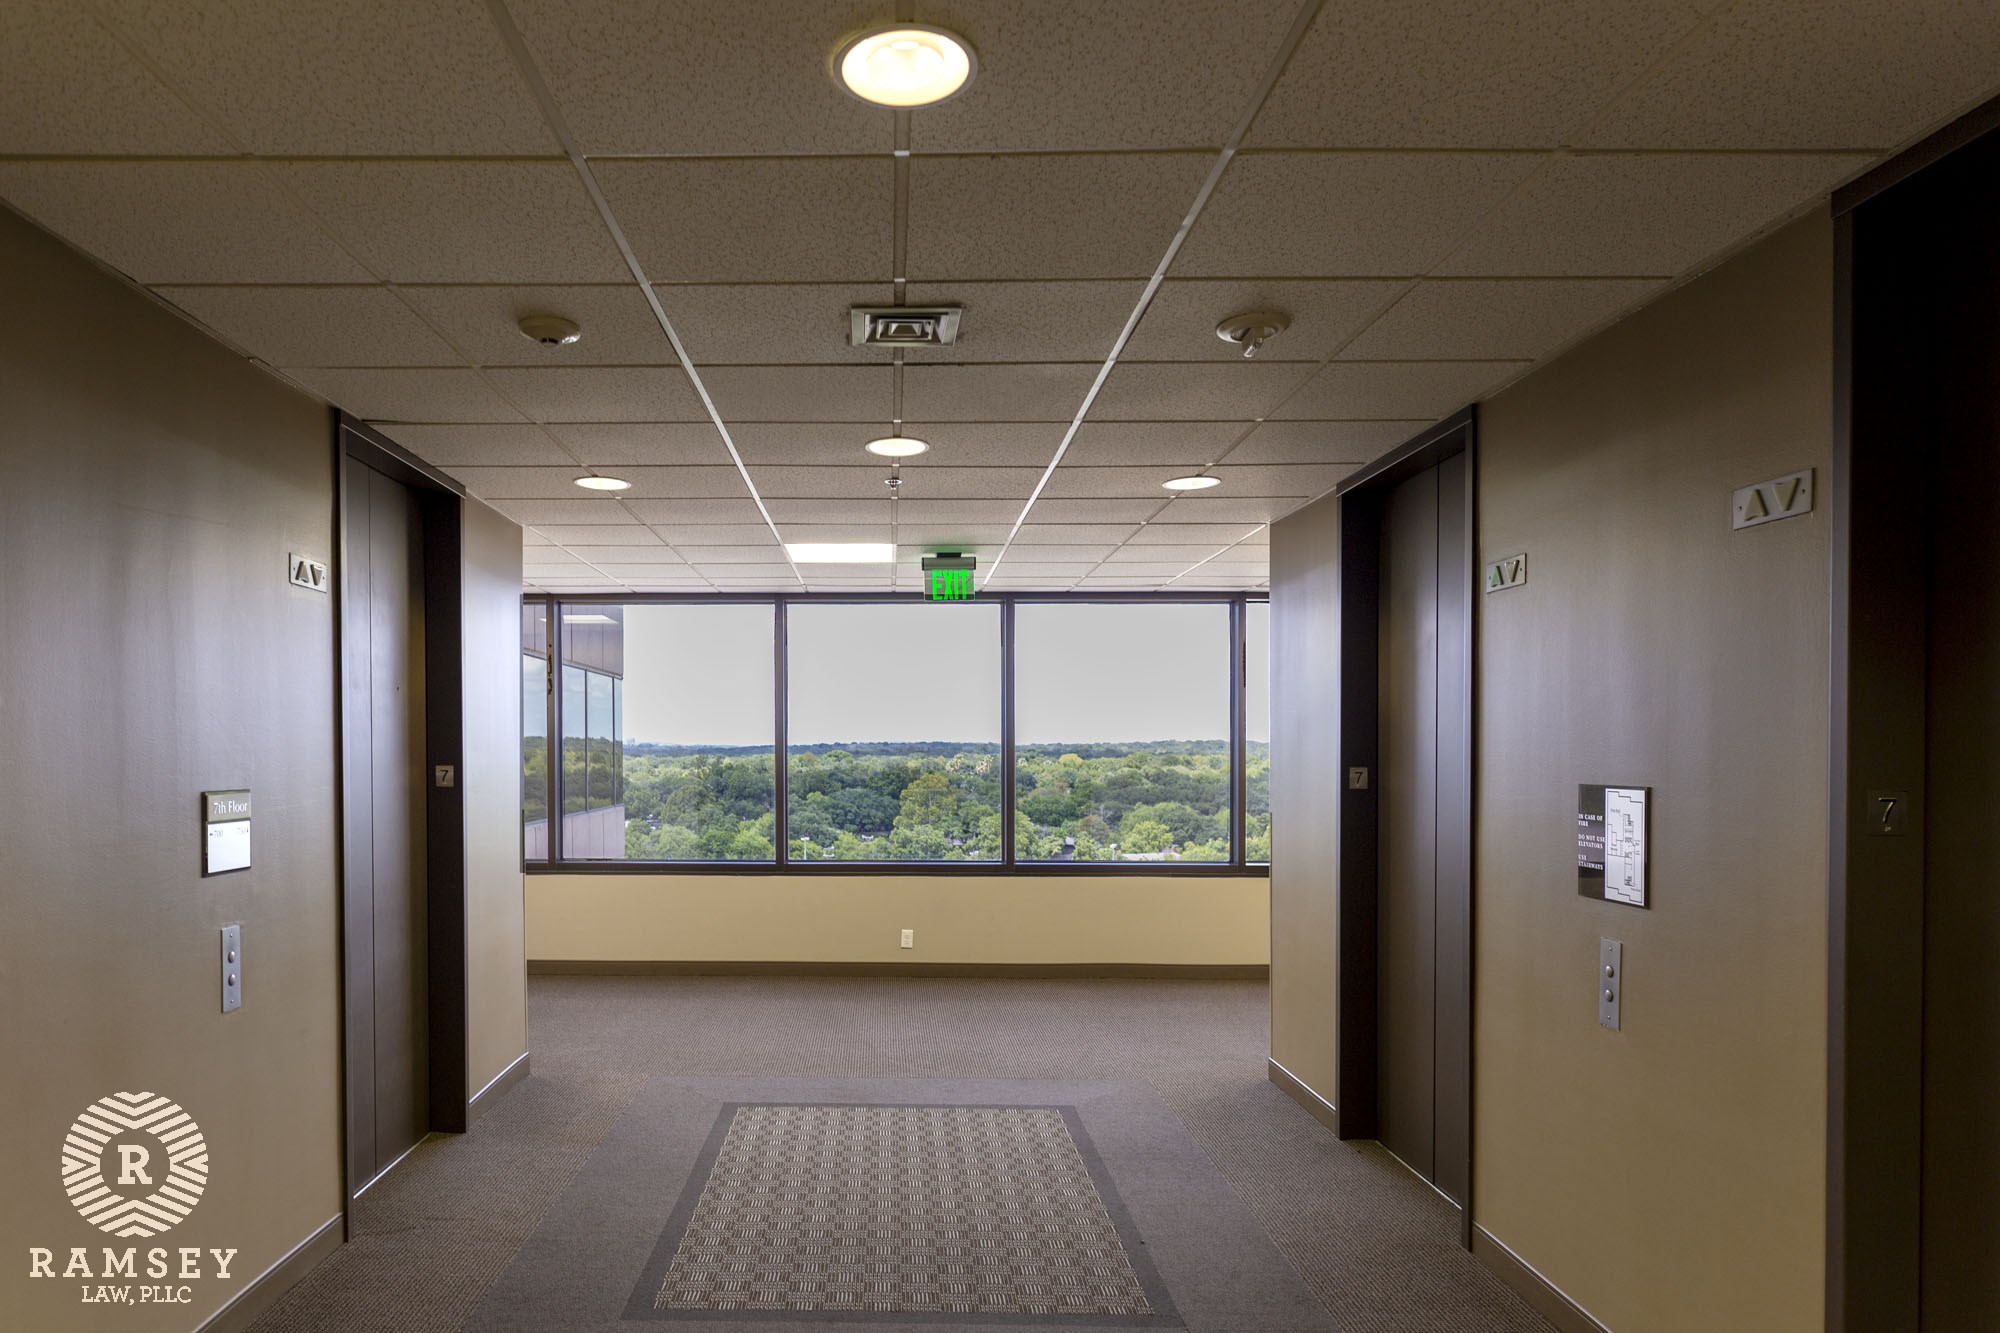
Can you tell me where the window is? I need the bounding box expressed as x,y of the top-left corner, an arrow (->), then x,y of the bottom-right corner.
528,594 -> 1267,873
598,603 -> 775,862
1014,603 -> 1233,862
1246,600 -> 1270,864
785,603 -> 1002,862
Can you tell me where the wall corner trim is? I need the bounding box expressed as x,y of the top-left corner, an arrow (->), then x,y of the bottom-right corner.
193,1213 -> 343,1333
1267,1056 -> 1338,1134
1472,1225 -> 1612,1333
466,1050 -> 531,1127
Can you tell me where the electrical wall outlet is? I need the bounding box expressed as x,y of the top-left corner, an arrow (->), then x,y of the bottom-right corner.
899,929 -> 915,949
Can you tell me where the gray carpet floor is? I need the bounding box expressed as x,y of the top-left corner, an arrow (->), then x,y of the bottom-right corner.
248,976 -> 1549,1333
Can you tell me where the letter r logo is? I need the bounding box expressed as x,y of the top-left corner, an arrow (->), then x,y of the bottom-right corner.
116,1145 -> 153,1185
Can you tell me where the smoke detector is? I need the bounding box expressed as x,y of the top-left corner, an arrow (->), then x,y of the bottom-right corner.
1215,310 -> 1289,359
517,314 -> 582,347
850,306 -> 962,347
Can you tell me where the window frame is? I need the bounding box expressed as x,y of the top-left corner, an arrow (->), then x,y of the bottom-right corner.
523,591 -> 1267,877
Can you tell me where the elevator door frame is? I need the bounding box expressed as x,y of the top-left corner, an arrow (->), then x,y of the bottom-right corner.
334,413 -> 470,1230
1333,408 -> 1477,1250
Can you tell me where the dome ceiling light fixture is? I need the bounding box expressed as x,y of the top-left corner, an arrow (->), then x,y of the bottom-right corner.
573,475 -> 631,491
864,436 -> 929,458
518,313 -> 582,346
1162,474 -> 1222,491
1214,310 -> 1290,359
834,25 -> 976,108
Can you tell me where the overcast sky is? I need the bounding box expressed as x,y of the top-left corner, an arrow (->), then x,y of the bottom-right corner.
617,601 -> 1258,747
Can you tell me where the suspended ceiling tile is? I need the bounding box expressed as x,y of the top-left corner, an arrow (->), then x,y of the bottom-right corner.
908,154 -> 1211,280
1027,498 -> 1164,523
1340,277 -> 1665,362
560,545 -> 687,565
991,562 -> 1105,578
911,0 -> 1296,151
371,422 -> 573,466
0,163 -> 371,284
1013,523 -> 1142,544
1090,561 -> 1202,577
485,496 -> 636,525
1272,360 -> 1527,421
1248,0 -> 1708,150
484,366 -> 707,423
670,545 -> 796,565
981,543 -> 1115,563
0,2 -> 233,154
900,281 -> 1146,362
753,465 -> 1039,501
1176,152 -> 1543,277
1125,523 -> 1264,545
1091,361 -> 1314,421
658,283 -> 891,365
625,499 -> 771,526
1222,419 -> 1432,466
764,498 -> 893,524
153,285 -> 458,368
694,562 -> 797,578
649,525 -> 780,545
1151,495 -> 1308,522
275,161 -> 629,284
572,466 -> 751,499
1041,467 -> 1206,501
446,465 -> 591,498
1438,153 -> 1874,276
901,363 -> 1098,421
594,564 -> 714,581
507,0 -> 889,155
399,285 -> 672,366
890,499 -> 1026,524
1580,0 -> 2000,151
1104,544 -> 1228,564
1125,279 -> 1408,362
596,158 -> 892,283
288,367 -> 524,422
1205,463 -> 1353,496
773,523 -> 892,544
544,422 -> 734,466
96,0 -> 555,155
1209,544 -> 1271,563
529,524 -> 665,545
732,421 -> 1063,467
700,365 -> 892,422
898,525 -> 1034,548
1061,422 -> 1245,467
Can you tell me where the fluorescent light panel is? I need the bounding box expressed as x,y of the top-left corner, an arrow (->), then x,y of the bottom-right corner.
784,542 -> 896,564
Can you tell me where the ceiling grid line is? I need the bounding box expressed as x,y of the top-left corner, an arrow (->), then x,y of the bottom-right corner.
483,0 -> 806,589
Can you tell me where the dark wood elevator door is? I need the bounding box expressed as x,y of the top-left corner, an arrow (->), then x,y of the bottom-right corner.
1375,452 -> 1470,1204
342,458 -> 429,1195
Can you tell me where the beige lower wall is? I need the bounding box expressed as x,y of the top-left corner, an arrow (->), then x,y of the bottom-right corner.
1472,215 -> 1831,1331
527,874 -> 1270,966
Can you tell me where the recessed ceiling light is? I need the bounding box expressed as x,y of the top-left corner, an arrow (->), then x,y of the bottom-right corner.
864,436 -> 930,458
835,25 -> 975,108
573,475 -> 631,491
785,542 -> 896,564
1162,475 -> 1222,491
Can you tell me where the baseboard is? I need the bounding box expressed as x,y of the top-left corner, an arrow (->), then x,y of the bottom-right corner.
528,960 -> 1270,979
194,1213 -> 342,1333
1472,1225 -> 1612,1333
1267,1056 -> 1339,1133
466,1050 -> 530,1126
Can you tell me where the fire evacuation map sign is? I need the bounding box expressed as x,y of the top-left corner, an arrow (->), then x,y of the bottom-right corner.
1578,784 -> 1649,908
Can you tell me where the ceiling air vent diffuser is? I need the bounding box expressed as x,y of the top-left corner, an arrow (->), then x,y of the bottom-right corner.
850,305 -> 962,347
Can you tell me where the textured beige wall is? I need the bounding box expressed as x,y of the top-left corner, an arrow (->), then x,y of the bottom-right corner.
1473,215 -> 1831,1331
0,206 -> 342,1330
527,874 -> 1270,965
1267,493 -> 1342,1098
461,498 -> 528,1095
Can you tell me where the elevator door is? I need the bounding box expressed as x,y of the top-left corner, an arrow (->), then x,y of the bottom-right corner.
1375,451 -> 1470,1205
342,457 -> 429,1194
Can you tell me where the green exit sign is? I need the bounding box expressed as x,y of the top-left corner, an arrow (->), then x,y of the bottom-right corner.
922,553 -> 977,601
